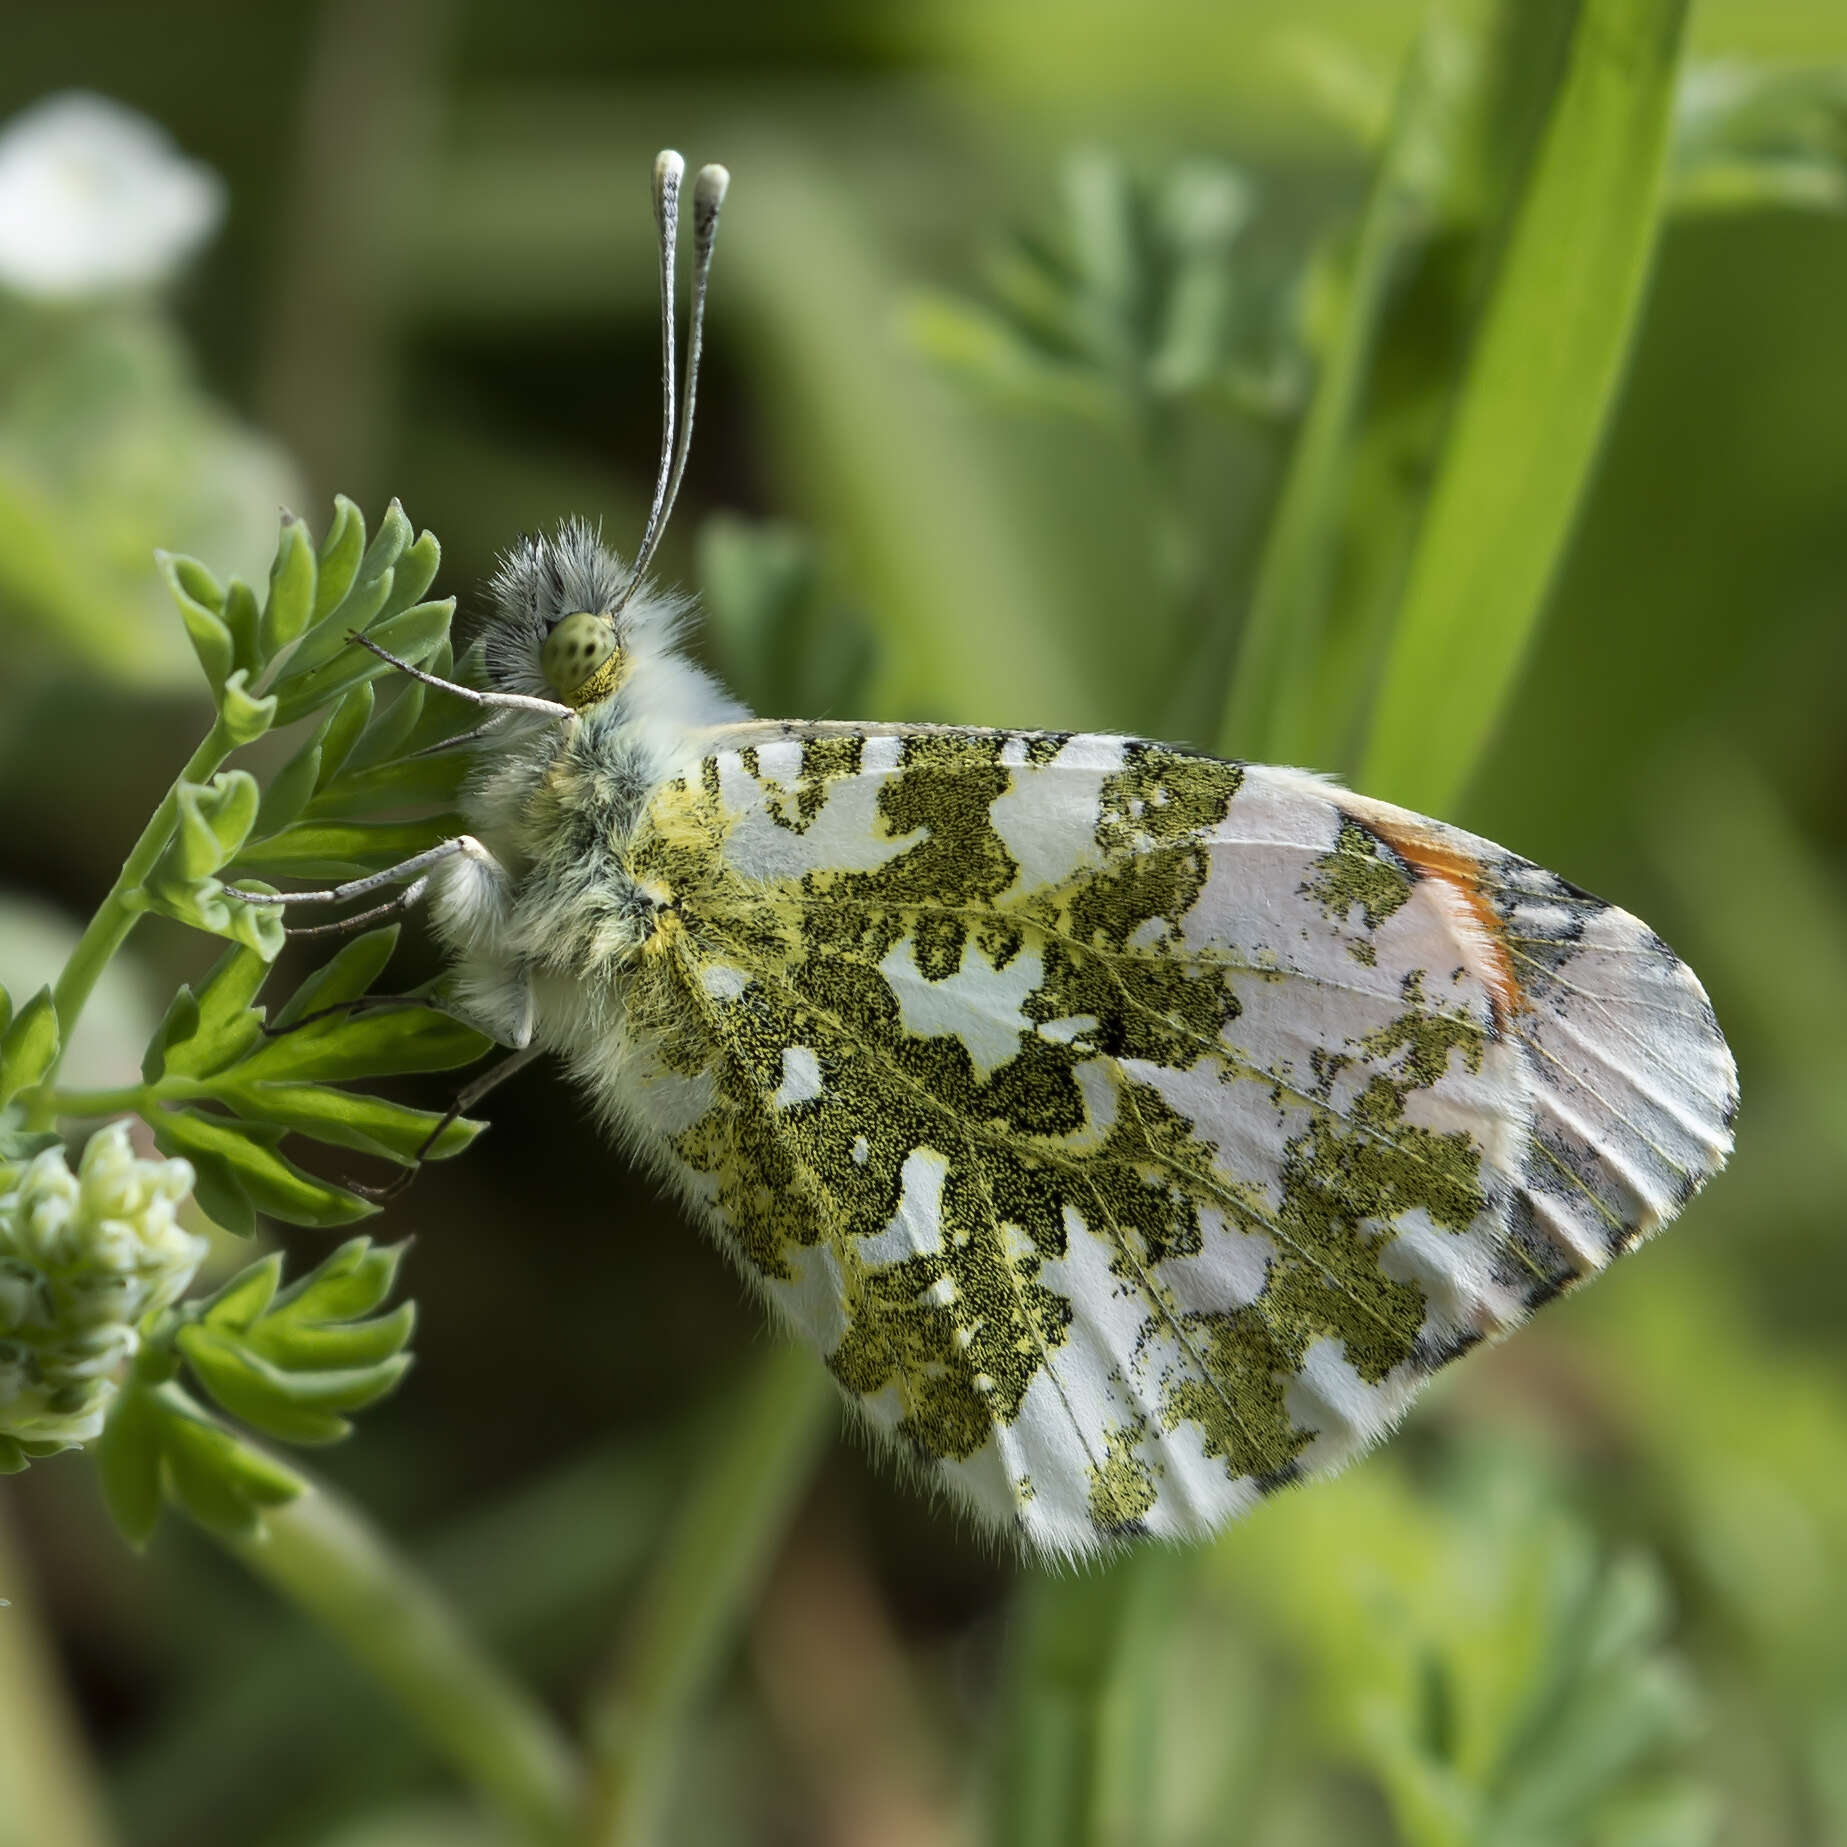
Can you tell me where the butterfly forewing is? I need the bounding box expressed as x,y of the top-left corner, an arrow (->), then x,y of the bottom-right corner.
607,724 -> 1735,1556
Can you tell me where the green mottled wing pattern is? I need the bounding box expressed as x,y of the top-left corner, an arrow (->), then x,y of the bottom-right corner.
598,724 -> 1734,1555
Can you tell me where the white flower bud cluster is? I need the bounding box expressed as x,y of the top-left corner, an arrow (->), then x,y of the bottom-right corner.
0,1123 -> 205,1452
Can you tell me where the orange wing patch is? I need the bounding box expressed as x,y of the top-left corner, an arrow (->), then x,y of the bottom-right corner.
1359,812 -> 1526,1030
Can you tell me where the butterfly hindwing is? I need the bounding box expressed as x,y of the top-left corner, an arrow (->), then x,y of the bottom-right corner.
606,724 -> 1735,1556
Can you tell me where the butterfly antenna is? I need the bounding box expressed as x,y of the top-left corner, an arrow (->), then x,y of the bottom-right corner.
614,158 -> 729,614
623,149 -> 684,605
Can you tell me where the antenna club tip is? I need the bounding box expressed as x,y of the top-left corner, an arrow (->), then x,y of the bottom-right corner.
652,149 -> 686,200
694,163 -> 730,205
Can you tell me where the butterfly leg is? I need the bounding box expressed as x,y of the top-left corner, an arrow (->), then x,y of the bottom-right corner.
400,714 -> 510,761
235,837 -> 480,915
284,876 -> 431,939
351,1041 -> 544,1202
240,834 -> 513,943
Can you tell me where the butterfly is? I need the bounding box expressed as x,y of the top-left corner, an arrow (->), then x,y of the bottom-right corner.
268,152 -> 1737,1557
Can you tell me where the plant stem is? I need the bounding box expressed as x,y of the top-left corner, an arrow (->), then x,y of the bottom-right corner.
115,1442 -> 680,1846
0,1497 -> 117,1847
583,1342 -> 833,1847
221,1472 -> 586,1847
41,1087 -> 158,1120
39,720 -> 234,1104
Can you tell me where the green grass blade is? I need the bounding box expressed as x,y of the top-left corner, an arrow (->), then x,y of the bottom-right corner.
1360,0 -> 1692,813
1214,8 -> 1459,766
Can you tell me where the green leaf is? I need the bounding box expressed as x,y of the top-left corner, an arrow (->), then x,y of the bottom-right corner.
1670,62 -> 1847,218
250,738 -> 323,843
0,1112 -> 61,1168
218,669 -> 278,746
0,987 -> 59,1108
358,498 -> 413,589
1211,1441 -> 1705,1847
1155,162 -> 1257,392
247,1300 -> 416,1373
170,1134 -> 257,1235
98,1366 -> 306,1545
221,577 -> 262,678
985,236 -> 1094,361
176,1238 -> 417,1447
271,925 -> 402,1030
346,680 -> 427,771
270,598 -> 456,728
699,517 -> 815,710
158,549 -> 234,693
95,1378 -> 166,1546
219,1082 -> 480,1164
1063,146 -> 1140,361
230,1000 -> 487,1086
403,639 -> 489,754
136,876 -> 287,959
196,1251 -> 285,1331
404,676 -> 487,760
164,552 -> 226,615
141,985 -> 201,1084
163,944 -> 270,1078
153,1108 -> 375,1228
698,515 -> 880,718
270,500 -> 422,685
312,495 -> 366,624
303,747 -> 472,822
261,512 -> 317,655
316,682 -> 376,787
1360,0 -> 1692,810
158,1391 -> 304,1537
177,1325 -> 407,1446
203,1323 -> 411,1417
373,529 -> 440,628
160,772 -> 263,882
273,1236 -> 408,1324
274,563 -> 398,683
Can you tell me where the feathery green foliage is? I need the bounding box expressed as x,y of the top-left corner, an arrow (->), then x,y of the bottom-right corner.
7,500 -> 486,1556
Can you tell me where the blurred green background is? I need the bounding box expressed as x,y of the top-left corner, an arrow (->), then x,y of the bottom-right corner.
2,3 -> 1846,1844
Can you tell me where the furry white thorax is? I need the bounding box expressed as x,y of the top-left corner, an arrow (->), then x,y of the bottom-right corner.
427,524 -> 745,1060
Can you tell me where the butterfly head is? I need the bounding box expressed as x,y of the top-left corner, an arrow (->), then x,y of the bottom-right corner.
542,611 -> 621,705
483,520 -> 645,709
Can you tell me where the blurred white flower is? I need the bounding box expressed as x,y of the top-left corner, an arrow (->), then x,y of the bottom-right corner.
0,91 -> 225,299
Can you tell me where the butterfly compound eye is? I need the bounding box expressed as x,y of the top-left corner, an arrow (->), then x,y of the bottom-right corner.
540,611 -> 623,706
